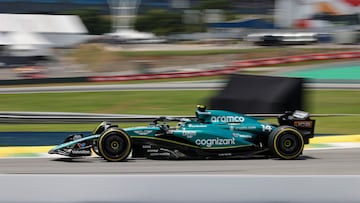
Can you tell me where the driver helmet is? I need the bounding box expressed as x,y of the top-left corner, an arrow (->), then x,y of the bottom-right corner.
197,104 -> 207,112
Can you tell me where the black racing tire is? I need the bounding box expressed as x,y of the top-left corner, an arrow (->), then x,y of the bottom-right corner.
98,129 -> 132,162
92,126 -> 119,157
268,126 -> 304,160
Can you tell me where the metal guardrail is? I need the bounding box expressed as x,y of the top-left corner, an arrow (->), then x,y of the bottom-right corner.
0,112 -> 357,124
0,112 -> 162,124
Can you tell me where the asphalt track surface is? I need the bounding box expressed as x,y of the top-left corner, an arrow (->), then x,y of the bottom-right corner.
0,148 -> 359,174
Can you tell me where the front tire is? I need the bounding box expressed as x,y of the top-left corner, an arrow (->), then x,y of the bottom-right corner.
98,129 -> 132,162
268,126 -> 304,159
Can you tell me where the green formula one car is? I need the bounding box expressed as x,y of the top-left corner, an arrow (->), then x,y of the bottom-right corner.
49,105 -> 315,161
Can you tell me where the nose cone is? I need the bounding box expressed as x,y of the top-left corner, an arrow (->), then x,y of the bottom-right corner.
48,149 -> 56,154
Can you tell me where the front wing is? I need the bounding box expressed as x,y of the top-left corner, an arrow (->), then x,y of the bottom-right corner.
48,134 -> 100,156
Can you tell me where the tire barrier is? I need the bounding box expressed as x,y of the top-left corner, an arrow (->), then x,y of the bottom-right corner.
89,51 -> 360,82
0,76 -> 88,86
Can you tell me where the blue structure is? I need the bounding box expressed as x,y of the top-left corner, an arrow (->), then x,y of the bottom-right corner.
0,0 -> 157,13
0,0 -> 274,15
208,19 -> 276,29
0,0 -> 194,13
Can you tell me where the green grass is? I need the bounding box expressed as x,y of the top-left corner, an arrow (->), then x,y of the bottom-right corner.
313,116 -> 360,135
1,90 -> 359,114
305,90 -> 360,114
0,90 -> 359,135
0,90 -> 215,115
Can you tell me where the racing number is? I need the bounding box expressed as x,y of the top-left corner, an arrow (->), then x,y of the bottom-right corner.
261,124 -> 272,132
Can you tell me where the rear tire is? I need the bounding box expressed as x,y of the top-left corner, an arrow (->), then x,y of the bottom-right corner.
268,126 -> 304,159
98,129 -> 132,162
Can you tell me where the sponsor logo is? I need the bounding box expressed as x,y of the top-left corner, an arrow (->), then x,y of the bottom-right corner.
294,121 -> 313,128
150,152 -> 170,156
230,126 -> 256,131
188,124 -> 207,128
134,130 -> 153,135
182,131 -> 197,138
195,138 -> 235,147
71,150 -> 91,155
211,116 -> 245,123
218,153 -> 232,157
232,133 -> 252,138
142,145 -> 151,149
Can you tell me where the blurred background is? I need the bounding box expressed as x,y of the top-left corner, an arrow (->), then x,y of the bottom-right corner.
1,2 -> 360,202
0,0 -> 358,79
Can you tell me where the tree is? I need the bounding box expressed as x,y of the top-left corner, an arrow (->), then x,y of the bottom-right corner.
61,8 -> 111,35
195,0 -> 232,10
134,9 -> 184,35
